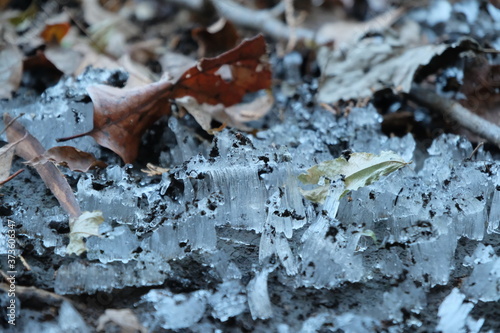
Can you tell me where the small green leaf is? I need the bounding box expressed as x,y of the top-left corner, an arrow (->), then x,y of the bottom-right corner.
299,184 -> 330,203
299,151 -> 408,203
360,229 -> 378,244
66,211 -> 104,255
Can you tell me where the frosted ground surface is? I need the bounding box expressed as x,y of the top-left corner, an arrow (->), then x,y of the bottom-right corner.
0,66 -> 499,332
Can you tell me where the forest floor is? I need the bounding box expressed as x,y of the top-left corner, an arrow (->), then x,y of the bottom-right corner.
1,0 -> 500,332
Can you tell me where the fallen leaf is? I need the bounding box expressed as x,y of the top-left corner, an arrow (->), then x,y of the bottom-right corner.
178,92 -> 274,132
82,0 -> 138,57
58,35 -> 272,163
299,151 -> 408,203
23,50 -> 64,85
40,22 -> 71,44
26,146 -> 107,172
97,309 -> 147,333
158,51 -> 196,81
62,81 -> 173,163
171,34 -> 271,106
317,37 -> 448,103
66,211 -> 104,255
43,47 -> 84,76
192,18 -> 239,57
4,113 -> 81,218
0,43 -> 23,99
455,55 -> 500,142
315,7 -> 405,47
141,163 -> 169,176
460,55 -> 500,116
226,92 -> 274,124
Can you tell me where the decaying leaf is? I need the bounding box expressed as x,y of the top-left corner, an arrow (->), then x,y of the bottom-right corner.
97,309 -> 147,333
23,50 -> 64,83
59,34 -> 272,163
67,211 -> 104,255
317,38 -> 448,103
299,151 -> 408,203
192,18 -> 239,57
40,22 -> 71,43
177,92 -> 274,132
315,7 -> 405,47
0,43 -> 23,99
43,47 -> 84,76
141,163 -> 169,176
159,51 -> 196,81
26,146 -> 107,172
171,34 -> 271,106
460,56 -> 500,116
4,114 -> 81,218
65,81 -> 173,163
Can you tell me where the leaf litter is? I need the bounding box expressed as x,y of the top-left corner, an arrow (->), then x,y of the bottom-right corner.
299,151 -> 409,203
58,34 -> 272,163
2,1 -> 500,332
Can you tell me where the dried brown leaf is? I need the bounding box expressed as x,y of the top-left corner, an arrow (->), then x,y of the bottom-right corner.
171,34 -> 271,107
141,163 -> 169,176
178,92 -> 274,132
4,114 -> 81,218
82,81 -> 172,163
97,309 -> 147,333
26,146 -> 107,172
192,18 -> 239,57
58,35 -> 272,163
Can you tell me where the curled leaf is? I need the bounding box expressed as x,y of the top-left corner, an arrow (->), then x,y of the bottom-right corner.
192,18 -> 239,57
172,34 -> 271,106
67,211 -> 105,255
141,163 -> 169,176
299,151 -> 409,203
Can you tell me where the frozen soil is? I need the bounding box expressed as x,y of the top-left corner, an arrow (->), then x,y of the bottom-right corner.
1,1 -> 500,332
0,63 -> 499,333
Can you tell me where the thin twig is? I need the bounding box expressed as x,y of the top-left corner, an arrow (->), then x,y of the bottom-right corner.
283,0 -> 297,52
0,169 -> 24,186
0,113 -> 24,136
408,85 -> 500,148
212,0 -> 314,42
467,142 -> 484,161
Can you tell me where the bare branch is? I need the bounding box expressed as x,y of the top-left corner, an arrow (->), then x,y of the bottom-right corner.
212,0 -> 314,42
409,85 -> 500,148
164,0 -> 314,42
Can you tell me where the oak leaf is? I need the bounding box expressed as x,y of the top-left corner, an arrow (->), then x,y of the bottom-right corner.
58,34 -> 271,163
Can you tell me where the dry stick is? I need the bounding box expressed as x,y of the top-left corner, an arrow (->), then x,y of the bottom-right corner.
164,0 -> 313,42
212,0 -> 314,41
0,169 -> 24,186
283,0 -> 297,52
408,85 -> 500,148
